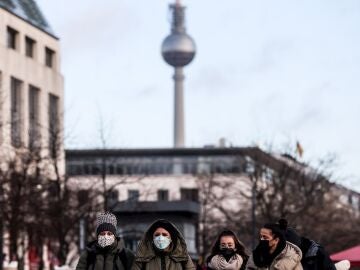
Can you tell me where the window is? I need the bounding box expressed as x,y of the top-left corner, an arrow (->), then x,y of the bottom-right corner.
29,85 -> 40,148
48,94 -> 59,157
25,36 -> 36,58
128,190 -> 139,202
180,188 -> 199,202
7,26 -> 18,50
45,47 -> 55,67
158,189 -> 169,201
11,77 -> 23,147
108,190 -> 119,208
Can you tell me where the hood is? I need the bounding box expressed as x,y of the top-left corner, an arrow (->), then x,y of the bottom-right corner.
301,237 -> 319,258
135,219 -> 189,262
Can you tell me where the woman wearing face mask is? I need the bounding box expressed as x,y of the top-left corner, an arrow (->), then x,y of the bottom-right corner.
206,230 -> 248,270
76,212 -> 134,270
245,223 -> 302,270
132,219 -> 195,270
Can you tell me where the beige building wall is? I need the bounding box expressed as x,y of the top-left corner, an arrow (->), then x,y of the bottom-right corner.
0,8 -> 64,169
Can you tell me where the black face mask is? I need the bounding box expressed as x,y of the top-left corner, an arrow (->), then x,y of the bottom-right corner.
220,248 -> 236,261
252,240 -> 272,267
257,240 -> 271,254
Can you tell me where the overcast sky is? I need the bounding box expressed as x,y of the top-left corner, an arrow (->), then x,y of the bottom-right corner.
35,0 -> 360,191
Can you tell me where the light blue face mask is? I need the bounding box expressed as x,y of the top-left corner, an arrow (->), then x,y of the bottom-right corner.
153,235 -> 172,250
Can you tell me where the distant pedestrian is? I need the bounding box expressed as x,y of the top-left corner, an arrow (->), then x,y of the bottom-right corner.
245,222 -> 303,270
76,212 -> 134,270
278,219 -> 336,270
132,219 -> 195,270
206,230 -> 248,270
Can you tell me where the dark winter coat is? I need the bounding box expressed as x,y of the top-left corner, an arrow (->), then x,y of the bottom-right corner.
76,238 -> 135,270
131,220 -> 195,270
300,238 -> 336,270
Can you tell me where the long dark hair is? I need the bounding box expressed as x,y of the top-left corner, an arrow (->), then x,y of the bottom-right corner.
206,230 -> 249,264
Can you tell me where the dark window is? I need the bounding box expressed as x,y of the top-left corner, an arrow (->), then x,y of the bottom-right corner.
48,94 -> 59,157
83,165 -> 90,175
7,26 -> 18,49
158,189 -> 169,201
116,165 -> 124,175
128,190 -> 139,201
29,85 -> 40,148
90,164 -> 100,175
107,164 -> 115,175
67,164 -> 77,175
25,36 -> 36,58
108,190 -> 119,206
180,188 -> 199,202
45,47 -> 55,67
11,77 -> 22,147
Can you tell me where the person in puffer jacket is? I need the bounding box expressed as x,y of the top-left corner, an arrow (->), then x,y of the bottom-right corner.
245,222 -> 303,270
132,219 -> 195,270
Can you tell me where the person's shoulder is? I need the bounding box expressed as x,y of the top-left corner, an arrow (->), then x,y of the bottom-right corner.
282,242 -> 302,261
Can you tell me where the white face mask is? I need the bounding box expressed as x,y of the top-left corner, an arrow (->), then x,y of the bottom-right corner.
98,235 -> 115,248
153,235 -> 171,250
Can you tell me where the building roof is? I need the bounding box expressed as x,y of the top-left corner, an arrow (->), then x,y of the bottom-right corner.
0,0 -> 56,38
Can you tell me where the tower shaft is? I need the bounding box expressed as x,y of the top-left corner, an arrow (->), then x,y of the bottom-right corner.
162,1 -> 195,148
173,67 -> 185,147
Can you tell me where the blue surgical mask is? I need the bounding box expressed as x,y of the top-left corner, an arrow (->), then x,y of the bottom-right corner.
153,235 -> 171,250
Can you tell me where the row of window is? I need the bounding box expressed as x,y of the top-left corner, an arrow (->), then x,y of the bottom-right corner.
6,25 -> 55,68
77,188 -> 199,204
66,162 -> 244,176
7,74 -> 60,152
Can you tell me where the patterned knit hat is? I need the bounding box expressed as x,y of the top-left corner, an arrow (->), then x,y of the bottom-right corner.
96,212 -> 117,236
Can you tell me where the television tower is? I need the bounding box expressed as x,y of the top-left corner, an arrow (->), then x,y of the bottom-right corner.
161,0 -> 196,148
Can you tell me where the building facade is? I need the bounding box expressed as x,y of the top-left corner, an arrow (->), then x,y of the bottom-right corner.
0,0 -> 64,159
0,1 -> 64,269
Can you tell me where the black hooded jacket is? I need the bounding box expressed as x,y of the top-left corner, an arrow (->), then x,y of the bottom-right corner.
76,238 -> 134,270
300,237 -> 336,270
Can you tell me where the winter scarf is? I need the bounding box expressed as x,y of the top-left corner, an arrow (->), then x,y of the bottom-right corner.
208,254 -> 243,270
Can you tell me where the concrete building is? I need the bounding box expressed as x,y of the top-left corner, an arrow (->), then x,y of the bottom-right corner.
0,0 -> 64,159
0,1 -> 64,269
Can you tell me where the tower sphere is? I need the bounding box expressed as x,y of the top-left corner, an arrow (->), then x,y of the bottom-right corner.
161,33 -> 196,67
